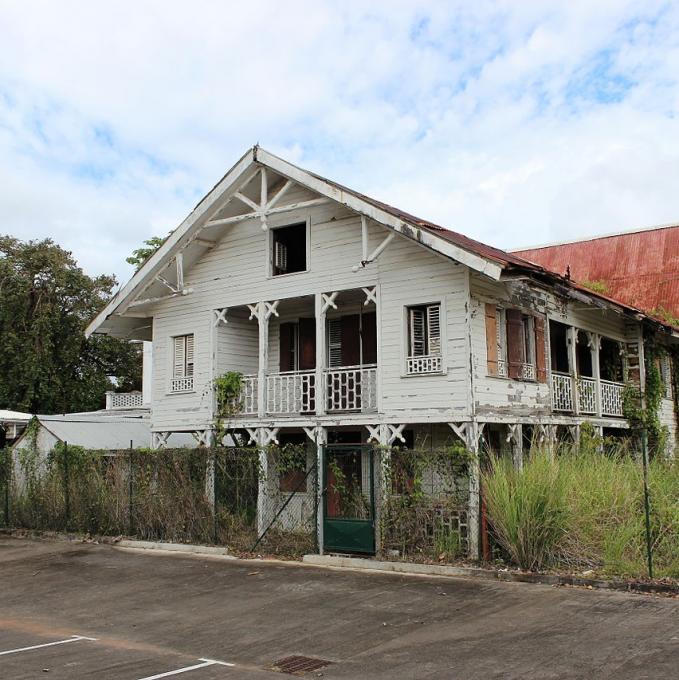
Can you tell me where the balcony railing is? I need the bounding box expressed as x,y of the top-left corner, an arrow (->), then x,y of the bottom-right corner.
552,372 -> 574,412
235,375 -> 258,415
578,377 -> 597,414
325,364 -> 377,412
552,371 -> 624,417
227,365 -> 378,416
601,379 -> 624,417
266,370 -> 315,415
105,391 -> 144,410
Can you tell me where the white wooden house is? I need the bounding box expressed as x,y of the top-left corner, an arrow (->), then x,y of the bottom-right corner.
87,146 -> 679,557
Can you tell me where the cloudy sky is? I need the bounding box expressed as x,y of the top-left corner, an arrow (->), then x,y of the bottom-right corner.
2,1 -> 679,283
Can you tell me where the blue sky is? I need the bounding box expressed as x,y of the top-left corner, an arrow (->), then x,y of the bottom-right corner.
1,1 -> 679,284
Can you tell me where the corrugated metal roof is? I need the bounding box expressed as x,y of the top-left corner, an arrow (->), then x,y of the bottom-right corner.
514,225 -> 679,320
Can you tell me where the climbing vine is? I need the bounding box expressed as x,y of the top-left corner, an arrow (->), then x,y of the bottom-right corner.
211,371 -> 244,444
622,340 -> 668,456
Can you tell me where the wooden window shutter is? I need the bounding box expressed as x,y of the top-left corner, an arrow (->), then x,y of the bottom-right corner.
279,323 -> 294,372
534,316 -> 547,383
173,336 -> 185,379
341,314 -> 361,367
327,318 -> 342,368
185,334 -> 194,377
427,305 -> 441,355
361,312 -> 377,365
298,318 -> 316,371
409,308 -> 426,357
505,310 -> 524,379
485,303 -> 498,376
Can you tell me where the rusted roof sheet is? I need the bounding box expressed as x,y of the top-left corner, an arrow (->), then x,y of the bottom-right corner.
303,167 -> 536,269
514,225 -> 679,320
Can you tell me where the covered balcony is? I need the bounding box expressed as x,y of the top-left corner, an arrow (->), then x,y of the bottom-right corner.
550,322 -> 625,418
217,288 -> 379,418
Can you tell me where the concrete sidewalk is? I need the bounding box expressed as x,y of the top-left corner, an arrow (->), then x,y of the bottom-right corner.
0,536 -> 677,679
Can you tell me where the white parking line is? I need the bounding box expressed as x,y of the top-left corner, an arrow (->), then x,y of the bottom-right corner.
136,658 -> 234,680
0,635 -> 98,656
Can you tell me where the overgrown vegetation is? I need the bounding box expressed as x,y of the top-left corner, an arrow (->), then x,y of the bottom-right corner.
381,443 -> 471,562
482,444 -> 678,578
580,279 -> 610,295
3,444 -> 316,557
649,305 -> 679,328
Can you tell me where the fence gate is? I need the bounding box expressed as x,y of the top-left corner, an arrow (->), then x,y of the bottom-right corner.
322,444 -> 375,554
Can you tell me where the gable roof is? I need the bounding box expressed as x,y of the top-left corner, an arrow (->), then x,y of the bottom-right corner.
87,146 -> 679,338
513,224 -> 679,322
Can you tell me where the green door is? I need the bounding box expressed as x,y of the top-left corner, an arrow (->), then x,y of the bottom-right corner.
323,444 -> 375,554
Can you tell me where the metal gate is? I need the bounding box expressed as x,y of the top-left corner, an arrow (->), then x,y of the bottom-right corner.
322,444 -> 375,554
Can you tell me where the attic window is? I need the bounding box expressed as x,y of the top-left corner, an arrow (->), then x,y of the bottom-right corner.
272,223 -> 307,276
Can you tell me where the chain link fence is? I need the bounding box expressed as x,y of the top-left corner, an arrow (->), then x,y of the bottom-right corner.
1,443 -> 318,558
379,446 -> 470,562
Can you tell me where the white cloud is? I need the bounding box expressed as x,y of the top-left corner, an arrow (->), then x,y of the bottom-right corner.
0,0 -> 678,282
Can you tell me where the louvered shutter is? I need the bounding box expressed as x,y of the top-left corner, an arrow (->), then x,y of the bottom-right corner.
506,310 -> 525,380
485,304 -> 498,376
409,308 -> 426,357
427,305 -> 441,355
534,316 -> 547,383
173,336 -> 185,379
327,318 -> 343,367
185,335 -> 194,377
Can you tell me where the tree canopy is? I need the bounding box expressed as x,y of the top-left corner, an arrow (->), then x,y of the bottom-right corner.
0,236 -> 141,414
126,234 -> 168,270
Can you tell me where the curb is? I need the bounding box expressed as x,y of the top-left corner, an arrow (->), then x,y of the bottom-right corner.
302,555 -> 679,595
116,539 -> 238,559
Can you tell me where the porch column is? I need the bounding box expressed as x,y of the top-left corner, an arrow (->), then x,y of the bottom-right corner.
305,426 -> 327,554
315,293 -> 328,416
255,426 -> 279,537
367,423 -> 391,556
568,326 -> 580,415
507,423 -> 523,471
450,422 -> 482,561
590,332 -> 602,417
257,303 -> 269,418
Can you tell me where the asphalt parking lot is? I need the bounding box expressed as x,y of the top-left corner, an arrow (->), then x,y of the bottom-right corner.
0,536 -> 677,679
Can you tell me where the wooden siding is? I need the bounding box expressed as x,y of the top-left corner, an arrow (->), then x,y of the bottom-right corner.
149,182 -> 471,430
469,272 -> 630,419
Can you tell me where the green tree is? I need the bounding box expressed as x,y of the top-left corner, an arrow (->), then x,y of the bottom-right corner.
126,234 -> 168,270
0,236 -> 141,414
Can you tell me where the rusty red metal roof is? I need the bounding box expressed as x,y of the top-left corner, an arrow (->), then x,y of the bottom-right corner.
514,225 -> 679,321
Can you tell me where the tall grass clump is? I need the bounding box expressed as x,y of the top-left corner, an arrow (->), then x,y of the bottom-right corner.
482,451 -> 569,570
482,443 -> 679,578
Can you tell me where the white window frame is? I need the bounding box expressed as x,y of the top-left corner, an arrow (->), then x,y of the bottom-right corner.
496,306 -> 508,378
169,333 -> 195,393
403,302 -> 444,376
267,217 -> 311,279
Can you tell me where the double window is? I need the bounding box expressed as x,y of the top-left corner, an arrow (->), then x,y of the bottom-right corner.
486,305 -> 546,382
171,334 -> 194,392
406,303 -> 442,374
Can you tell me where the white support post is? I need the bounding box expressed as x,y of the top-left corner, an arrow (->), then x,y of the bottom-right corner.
450,422 -> 482,561
260,166 -> 268,230
507,423 -> 523,470
255,428 -> 268,536
315,426 -> 327,554
315,293 -> 327,416
361,215 -> 368,262
205,448 -> 215,511
568,326 -> 580,415
176,253 -> 184,292
256,302 -> 270,418
588,332 -> 602,417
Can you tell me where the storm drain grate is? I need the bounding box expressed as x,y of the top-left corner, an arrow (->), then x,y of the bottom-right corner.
272,655 -> 332,675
